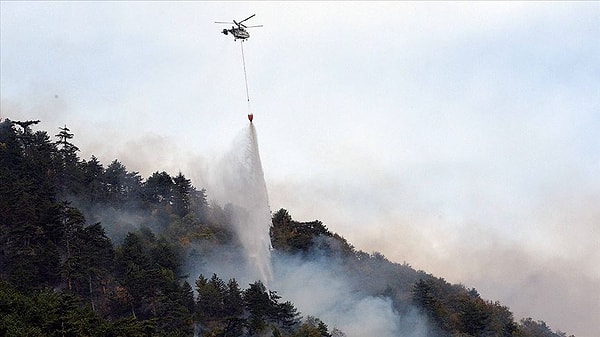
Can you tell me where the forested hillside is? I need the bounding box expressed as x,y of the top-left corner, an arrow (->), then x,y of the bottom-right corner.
0,119 -> 573,337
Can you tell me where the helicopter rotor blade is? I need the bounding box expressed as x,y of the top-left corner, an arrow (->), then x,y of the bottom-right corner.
244,25 -> 263,28
215,21 -> 234,24
239,14 -> 256,24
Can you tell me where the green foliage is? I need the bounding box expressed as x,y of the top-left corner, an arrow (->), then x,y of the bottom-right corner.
103,159 -> 144,208
410,277 -> 522,337
270,208 -> 354,257
192,274 -> 303,336
195,273 -> 226,323
293,316 -> 332,337
518,318 -> 574,337
173,171 -> 192,217
0,280 -> 108,337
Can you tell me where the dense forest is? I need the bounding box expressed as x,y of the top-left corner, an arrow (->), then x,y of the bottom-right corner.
0,119 -> 574,337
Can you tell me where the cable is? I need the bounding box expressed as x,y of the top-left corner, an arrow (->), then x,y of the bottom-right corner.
240,41 -> 250,103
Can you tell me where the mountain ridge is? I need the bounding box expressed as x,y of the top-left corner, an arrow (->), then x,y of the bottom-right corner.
0,118 -> 574,337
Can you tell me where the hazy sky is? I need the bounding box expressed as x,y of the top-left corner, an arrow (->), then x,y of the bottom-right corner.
1,2 -> 599,336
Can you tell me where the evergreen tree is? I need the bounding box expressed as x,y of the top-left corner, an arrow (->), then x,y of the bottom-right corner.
195,273 -> 226,323
172,171 -> 192,217
275,300 -> 302,333
243,281 -> 271,334
222,278 -> 245,336
80,155 -> 105,205
144,171 -> 174,205
190,187 -> 209,222
223,278 -> 244,318
103,160 -> 143,208
115,232 -> 150,318
69,221 -> 114,312
412,279 -> 447,333
180,281 -> 195,314
54,125 -> 83,197
58,202 -> 88,292
460,297 -> 491,336
151,237 -> 181,275
0,121 -> 65,290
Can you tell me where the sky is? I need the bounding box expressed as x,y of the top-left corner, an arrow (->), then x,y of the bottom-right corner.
1,1 -> 599,336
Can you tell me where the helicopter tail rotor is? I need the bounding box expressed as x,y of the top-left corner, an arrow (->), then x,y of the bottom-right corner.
222,29 -> 229,35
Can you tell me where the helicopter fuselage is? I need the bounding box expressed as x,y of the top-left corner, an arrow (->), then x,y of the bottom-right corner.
223,27 -> 250,40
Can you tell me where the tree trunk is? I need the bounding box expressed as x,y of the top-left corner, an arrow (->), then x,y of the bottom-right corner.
89,273 -> 95,311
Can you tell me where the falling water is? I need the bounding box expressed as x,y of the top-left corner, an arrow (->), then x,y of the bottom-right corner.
218,123 -> 273,285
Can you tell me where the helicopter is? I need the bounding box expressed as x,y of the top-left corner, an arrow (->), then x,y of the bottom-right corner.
215,14 -> 262,41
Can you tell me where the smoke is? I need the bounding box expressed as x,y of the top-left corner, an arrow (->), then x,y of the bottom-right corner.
197,124 -> 273,286
270,176 -> 600,337
270,252 -> 436,337
186,232 -> 437,337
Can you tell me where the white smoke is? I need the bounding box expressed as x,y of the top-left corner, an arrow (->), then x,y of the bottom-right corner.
271,253 -> 436,337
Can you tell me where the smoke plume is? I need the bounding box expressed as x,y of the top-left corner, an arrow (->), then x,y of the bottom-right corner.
271,253 -> 436,337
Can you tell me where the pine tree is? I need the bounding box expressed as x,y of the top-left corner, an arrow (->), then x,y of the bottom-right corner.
54,125 -> 83,197
222,278 -> 245,336
223,278 -> 244,318
172,172 -> 192,217
143,171 -> 173,205
243,281 -> 271,334
103,160 -> 143,209
74,222 -> 114,312
180,281 -> 195,314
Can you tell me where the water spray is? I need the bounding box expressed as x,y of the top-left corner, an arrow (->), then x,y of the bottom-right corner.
217,124 -> 273,285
